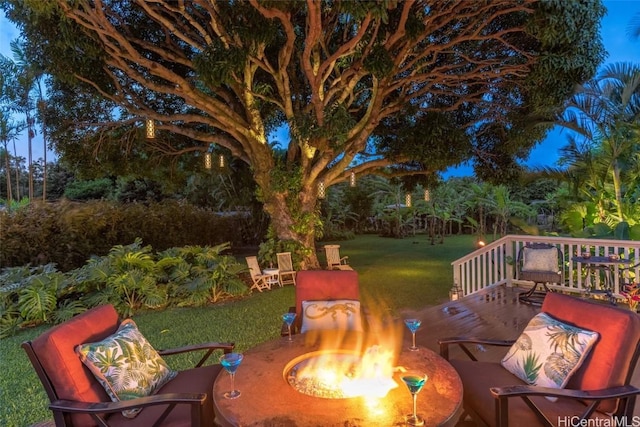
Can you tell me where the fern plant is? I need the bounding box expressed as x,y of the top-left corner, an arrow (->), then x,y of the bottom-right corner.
0,264 -> 68,337
160,243 -> 248,306
74,239 -> 167,317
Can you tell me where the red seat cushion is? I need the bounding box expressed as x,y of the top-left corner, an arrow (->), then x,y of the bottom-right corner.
541,293 -> 640,412
31,305 -> 120,426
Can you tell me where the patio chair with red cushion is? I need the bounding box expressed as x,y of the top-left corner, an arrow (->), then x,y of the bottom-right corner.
439,292 -> 640,427
281,269 -> 361,336
22,304 -> 234,427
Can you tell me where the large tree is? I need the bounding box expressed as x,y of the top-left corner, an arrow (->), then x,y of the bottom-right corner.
3,0 -> 605,266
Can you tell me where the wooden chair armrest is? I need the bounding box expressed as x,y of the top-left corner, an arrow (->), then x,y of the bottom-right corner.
490,385 -> 640,427
158,342 -> 235,367
439,337 -> 515,361
340,256 -> 349,264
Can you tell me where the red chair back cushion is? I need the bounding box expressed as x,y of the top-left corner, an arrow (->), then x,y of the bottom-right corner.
31,305 -> 120,426
295,270 -> 359,328
541,293 -> 640,412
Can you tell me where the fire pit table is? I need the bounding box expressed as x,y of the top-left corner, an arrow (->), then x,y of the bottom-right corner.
213,331 -> 463,426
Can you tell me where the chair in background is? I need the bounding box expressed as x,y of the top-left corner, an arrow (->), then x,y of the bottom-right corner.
324,245 -> 352,270
439,292 -> 640,427
516,242 -> 563,305
245,256 -> 271,292
22,304 -> 234,427
276,252 -> 297,286
282,269 -> 362,336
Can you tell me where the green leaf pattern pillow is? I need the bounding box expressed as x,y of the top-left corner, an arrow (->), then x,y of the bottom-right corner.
501,312 -> 599,391
76,319 -> 177,418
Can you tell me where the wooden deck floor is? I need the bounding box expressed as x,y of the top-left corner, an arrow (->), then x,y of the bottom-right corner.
400,284 -> 540,357
399,284 -> 640,422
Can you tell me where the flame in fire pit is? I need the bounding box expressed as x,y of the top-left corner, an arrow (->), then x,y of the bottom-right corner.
284,311 -> 403,401
285,347 -> 397,399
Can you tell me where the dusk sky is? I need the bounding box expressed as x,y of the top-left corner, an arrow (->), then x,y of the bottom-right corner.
1,1 -> 639,176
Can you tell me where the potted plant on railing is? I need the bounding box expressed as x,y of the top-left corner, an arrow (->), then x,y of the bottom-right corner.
620,283 -> 640,313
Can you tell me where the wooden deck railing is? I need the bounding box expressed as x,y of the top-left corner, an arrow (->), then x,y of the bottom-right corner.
452,235 -> 640,300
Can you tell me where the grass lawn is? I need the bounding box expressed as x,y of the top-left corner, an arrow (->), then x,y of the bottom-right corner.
0,233 -> 475,427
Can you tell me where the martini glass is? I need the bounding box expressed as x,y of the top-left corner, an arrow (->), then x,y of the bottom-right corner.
282,312 -> 296,342
404,318 -> 422,351
401,371 -> 428,426
220,352 -> 243,399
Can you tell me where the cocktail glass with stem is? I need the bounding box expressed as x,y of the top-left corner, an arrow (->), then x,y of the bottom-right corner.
404,318 -> 422,351
220,352 -> 243,399
282,313 -> 296,342
401,371 -> 428,426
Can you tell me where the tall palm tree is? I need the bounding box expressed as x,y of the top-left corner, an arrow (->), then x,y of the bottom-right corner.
557,62 -> 640,222
0,112 -> 23,203
8,40 -> 41,202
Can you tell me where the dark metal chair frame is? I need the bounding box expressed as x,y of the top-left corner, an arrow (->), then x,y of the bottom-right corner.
516,242 -> 564,305
22,306 -> 234,427
439,294 -> 640,427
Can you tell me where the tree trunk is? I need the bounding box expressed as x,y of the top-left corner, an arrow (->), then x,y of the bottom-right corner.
261,189 -> 320,270
3,141 -> 12,203
12,139 -> 19,200
27,113 -> 34,201
611,161 -> 624,221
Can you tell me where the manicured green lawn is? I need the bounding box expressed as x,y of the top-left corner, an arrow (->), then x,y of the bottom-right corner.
0,234 -> 474,427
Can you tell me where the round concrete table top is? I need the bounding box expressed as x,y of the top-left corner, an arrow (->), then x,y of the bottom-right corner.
213,332 -> 463,426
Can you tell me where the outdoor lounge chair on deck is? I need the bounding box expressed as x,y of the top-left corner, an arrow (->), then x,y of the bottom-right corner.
516,242 -> 564,305
22,304 -> 234,427
439,292 -> 640,427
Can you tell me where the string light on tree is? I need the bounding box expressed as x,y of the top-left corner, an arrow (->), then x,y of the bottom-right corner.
318,181 -> 326,199
145,119 -> 155,139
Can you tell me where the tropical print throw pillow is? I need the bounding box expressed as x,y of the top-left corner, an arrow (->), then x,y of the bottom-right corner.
76,318 -> 177,418
501,312 -> 599,393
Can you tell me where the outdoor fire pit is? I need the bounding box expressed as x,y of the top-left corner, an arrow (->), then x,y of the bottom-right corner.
214,331 -> 463,426
285,347 -> 397,399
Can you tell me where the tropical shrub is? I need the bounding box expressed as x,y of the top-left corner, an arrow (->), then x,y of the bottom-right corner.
161,243 -> 247,306
64,178 -> 115,200
0,240 -> 248,337
0,199 -> 253,270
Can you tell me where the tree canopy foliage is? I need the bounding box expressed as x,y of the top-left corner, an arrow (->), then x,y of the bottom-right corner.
2,0 -> 606,265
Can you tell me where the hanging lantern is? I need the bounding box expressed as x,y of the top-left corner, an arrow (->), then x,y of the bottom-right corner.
204,152 -> 212,169
219,154 -> 225,168
317,181 -> 326,199
405,193 -> 412,207
424,189 -> 430,202
145,119 -> 156,139
449,282 -> 463,301
349,171 -> 356,187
